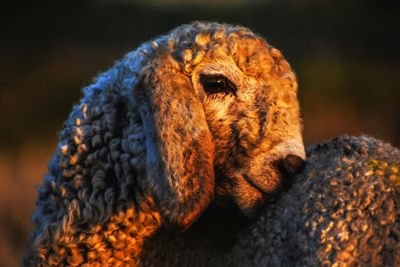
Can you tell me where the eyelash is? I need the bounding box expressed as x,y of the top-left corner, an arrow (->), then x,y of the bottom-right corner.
199,74 -> 237,96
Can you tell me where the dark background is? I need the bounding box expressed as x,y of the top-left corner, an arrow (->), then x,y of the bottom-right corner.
1,0 -> 399,266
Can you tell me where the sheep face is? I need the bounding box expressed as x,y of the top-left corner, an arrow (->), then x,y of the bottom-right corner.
181,27 -> 306,217
135,24 -> 305,227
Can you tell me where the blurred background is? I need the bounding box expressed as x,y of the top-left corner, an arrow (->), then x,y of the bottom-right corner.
1,0 -> 399,266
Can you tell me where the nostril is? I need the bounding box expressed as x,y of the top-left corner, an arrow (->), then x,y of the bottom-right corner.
277,154 -> 305,175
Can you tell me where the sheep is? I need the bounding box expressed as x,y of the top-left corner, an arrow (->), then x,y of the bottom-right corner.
24,21 -> 306,266
141,135 -> 400,267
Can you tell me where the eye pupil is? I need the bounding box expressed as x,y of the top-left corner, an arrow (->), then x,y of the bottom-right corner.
206,79 -> 225,90
200,74 -> 236,95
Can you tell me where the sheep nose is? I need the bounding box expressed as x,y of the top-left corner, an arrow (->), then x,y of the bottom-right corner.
277,154 -> 305,176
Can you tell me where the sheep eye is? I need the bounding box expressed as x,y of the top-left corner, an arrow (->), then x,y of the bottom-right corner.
200,74 -> 237,96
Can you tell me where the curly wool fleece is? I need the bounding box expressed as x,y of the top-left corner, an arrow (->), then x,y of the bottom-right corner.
24,21 -> 305,266
141,135 -> 400,267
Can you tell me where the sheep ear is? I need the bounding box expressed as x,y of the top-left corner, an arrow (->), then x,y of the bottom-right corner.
136,53 -> 215,231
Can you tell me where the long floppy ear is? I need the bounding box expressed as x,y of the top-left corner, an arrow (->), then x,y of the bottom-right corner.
135,53 -> 215,231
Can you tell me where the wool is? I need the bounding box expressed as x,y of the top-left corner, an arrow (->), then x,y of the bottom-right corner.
142,135 -> 400,267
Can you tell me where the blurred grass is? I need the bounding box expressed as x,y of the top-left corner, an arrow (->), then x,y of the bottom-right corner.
0,0 -> 399,266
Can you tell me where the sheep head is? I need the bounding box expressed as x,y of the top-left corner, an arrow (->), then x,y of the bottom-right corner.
135,22 -> 305,222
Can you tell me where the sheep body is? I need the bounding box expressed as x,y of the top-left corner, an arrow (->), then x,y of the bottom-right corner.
141,135 -> 400,267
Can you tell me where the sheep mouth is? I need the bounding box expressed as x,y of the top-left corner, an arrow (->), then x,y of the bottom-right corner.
242,173 -> 273,195
243,162 -> 284,193
214,164 -> 287,217
234,175 -> 267,218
